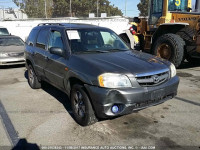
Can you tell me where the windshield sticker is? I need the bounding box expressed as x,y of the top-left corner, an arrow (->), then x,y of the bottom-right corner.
67,30 -> 80,40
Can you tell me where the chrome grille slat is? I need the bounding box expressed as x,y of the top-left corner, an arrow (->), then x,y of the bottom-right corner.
136,71 -> 169,87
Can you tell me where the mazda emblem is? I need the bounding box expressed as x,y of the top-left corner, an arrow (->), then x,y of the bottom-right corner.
152,75 -> 160,84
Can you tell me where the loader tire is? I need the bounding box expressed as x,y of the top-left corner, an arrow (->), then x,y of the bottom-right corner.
153,33 -> 185,68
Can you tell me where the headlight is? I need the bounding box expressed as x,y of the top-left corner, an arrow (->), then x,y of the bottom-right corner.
98,73 -> 132,88
170,63 -> 176,78
0,53 -> 8,58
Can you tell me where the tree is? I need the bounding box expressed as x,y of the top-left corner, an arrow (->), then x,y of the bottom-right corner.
13,0 -> 53,18
137,0 -> 149,16
52,0 -> 69,17
52,0 -> 123,17
13,0 -> 123,18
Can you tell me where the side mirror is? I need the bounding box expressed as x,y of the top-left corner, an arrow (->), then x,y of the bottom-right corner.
49,47 -> 64,57
133,17 -> 141,23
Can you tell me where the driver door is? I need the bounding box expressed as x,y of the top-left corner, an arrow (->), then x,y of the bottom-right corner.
44,29 -> 67,89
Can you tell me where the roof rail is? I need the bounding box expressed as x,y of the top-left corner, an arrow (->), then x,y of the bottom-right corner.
37,23 -> 64,26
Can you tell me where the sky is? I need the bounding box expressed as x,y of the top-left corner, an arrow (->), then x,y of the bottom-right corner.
0,0 -> 140,17
0,0 -> 17,8
109,0 -> 140,17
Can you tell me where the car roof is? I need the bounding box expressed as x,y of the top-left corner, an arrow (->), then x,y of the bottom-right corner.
35,23 -> 108,30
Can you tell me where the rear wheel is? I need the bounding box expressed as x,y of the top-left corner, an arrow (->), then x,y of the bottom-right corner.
28,65 -> 41,89
70,84 -> 97,126
153,34 -> 185,68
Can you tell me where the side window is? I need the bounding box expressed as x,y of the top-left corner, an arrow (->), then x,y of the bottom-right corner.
48,30 -> 64,50
149,0 -> 163,25
26,29 -> 39,46
36,29 -> 49,50
152,0 -> 163,13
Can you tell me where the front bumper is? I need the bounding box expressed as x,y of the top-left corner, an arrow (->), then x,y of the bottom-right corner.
85,76 -> 179,118
0,57 -> 25,66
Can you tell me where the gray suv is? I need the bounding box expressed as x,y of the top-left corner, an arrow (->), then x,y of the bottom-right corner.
25,23 -> 179,126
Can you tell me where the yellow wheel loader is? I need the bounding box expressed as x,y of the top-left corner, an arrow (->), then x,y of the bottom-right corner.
134,0 -> 200,67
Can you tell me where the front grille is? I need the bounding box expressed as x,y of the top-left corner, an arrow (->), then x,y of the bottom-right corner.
8,52 -> 24,57
136,71 -> 169,87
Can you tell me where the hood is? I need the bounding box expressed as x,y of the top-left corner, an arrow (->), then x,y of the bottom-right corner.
0,45 -> 24,53
71,50 -> 170,77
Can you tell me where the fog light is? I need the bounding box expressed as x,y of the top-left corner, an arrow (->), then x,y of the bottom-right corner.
111,105 -> 119,114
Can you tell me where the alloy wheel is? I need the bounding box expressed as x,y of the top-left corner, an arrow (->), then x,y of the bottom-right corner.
74,91 -> 86,118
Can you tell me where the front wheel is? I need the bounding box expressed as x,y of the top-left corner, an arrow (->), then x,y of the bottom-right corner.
70,84 -> 97,126
152,34 -> 185,68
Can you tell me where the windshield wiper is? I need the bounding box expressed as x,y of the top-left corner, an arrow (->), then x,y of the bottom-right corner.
78,50 -> 109,53
108,49 -> 129,52
73,49 -> 128,54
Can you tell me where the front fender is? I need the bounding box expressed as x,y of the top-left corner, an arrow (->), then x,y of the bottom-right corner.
63,70 -> 94,95
152,23 -> 189,43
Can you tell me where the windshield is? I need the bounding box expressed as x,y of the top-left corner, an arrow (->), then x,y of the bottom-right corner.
0,37 -> 24,46
168,0 -> 189,12
67,29 -> 129,53
0,28 -> 9,35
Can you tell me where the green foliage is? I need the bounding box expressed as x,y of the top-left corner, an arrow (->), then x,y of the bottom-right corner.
13,0 -> 53,18
137,0 -> 149,16
13,0 -> 123,18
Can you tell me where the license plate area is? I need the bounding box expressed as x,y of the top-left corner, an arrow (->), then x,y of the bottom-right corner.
151,89 -> 165,101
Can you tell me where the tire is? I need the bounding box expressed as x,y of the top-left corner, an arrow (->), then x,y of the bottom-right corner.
70,84 -> 97,126
152,33 -> 185,68
27,65 -> 41,89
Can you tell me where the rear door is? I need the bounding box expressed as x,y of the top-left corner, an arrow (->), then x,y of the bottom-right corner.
33,28 -> 50,77
44,28 -> 68,89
